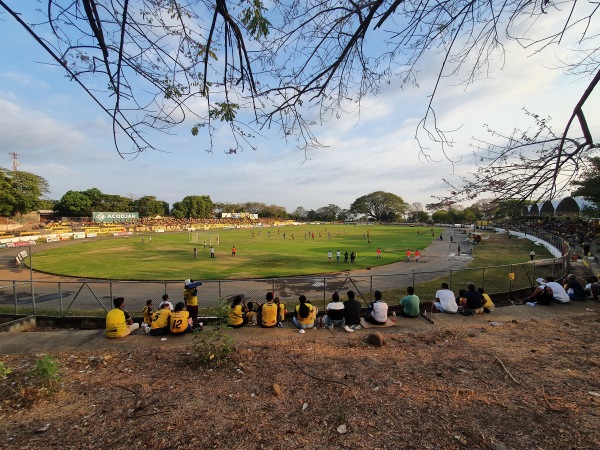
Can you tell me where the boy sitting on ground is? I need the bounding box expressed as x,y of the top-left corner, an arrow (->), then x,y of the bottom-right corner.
399,286 -> 420,318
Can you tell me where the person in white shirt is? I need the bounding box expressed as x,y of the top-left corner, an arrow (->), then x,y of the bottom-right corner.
366,290 -> 388,325
542,276 -> 570,303
433,283 -> 458,313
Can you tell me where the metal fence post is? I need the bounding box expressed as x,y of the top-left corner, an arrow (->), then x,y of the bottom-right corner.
109,282 -> 113,303
59,282 -> 64,317
449,270 -> 453,291
370,275 -> 373,301
323,277 -> 326,310
412,272 -> 415,288
13,280 -> 18,315
218,280 -> 222,300
482,267 -> 485,290
29,250 -> 36,316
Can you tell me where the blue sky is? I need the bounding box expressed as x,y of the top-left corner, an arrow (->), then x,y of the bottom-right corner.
1,3 -> 598,213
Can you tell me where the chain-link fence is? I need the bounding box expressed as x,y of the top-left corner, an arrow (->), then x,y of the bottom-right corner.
0,256 -> 568,318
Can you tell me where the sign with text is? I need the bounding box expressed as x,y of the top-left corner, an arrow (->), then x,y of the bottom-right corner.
93,212 -> 139,223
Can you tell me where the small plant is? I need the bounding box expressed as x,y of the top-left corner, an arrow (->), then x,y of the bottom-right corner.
0,361 -> 12,379
190,329 -> 237,368
28,355 -> 61,386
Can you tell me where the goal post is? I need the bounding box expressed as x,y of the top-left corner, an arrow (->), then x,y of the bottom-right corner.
188,231 -> 220,246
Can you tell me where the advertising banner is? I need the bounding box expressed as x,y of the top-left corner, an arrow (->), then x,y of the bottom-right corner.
93,212 -> 139,223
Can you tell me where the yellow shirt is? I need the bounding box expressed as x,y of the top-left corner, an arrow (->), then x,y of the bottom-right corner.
482,293 -> 495,309
261,302 -> 278,327
184,288 -> 198,307
170,310 -> 190,334
151,309 -> 171,329
106,308 -> 127,338
295,303 -> 315,325
142,306 -> 153,325
278,303 -> 287,320
229,305 -> 245,326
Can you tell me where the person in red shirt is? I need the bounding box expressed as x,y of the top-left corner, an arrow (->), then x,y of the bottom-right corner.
415,249 -> 421,262
376,248 -> 381,259
406,249 -> 411,262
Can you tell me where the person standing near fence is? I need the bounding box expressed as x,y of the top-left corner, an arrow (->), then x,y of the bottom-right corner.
184,279 -> 203,328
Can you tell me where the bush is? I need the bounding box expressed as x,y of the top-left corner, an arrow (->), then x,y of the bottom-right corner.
190,329 -> 237,368
28,355 -> 61,386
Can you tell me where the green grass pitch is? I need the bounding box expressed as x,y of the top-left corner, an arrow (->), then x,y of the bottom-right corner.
30,224 -> 440,280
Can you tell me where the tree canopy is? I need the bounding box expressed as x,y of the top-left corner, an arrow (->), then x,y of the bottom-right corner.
571,157 -> 600,209
2,0 -> 598,203
350,191 -> 408,221
0,168 -> 49,217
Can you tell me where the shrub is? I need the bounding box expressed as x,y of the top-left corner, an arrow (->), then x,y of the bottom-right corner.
190,329 -> 237,368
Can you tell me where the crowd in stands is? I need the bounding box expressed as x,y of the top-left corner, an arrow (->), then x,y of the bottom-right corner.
35,215 -> 282,233
499,218 -> 600,257
105,273 -> 600,338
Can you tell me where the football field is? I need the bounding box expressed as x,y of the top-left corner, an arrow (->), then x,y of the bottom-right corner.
30,224 -> 440,280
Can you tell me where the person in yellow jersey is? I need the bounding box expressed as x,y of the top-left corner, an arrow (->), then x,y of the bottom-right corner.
142,299 -> 154,326
274,296 -> 287,327
228,295 -> 248,328
183,278 -> 203,328
150,303 -> 171,336
293,295 -> 318,330
170,302 -> 193,335
106,297 -> 139,338
260,292 -> 279,328
478,288 -> 495,312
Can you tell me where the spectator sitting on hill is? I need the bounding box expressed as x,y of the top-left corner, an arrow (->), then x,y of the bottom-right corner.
106,297 -> 140,338
543,276 -> 570,303
432,283 -> 458,314
170,302 -> 193,335
399,286 -> 420,318
260,292 -> 278,328
460,283 -> 484,315
585,276 -> 599,300
564,274 -> 586,301
343,290 -> 362,331
142,299 -> 154,326
520,278 -> 554,305
456,289 -> 467,308
293,295 -> 318,331
323,292 -> 345,329
245,301 -> 259,325
150,302 -> 172,336
274,296 -> 287,327
366,290 -> 388,325
478,288 -> 495,312
228,295 -> 248,328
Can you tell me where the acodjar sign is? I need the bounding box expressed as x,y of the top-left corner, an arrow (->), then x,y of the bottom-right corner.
93,212 -> 139,223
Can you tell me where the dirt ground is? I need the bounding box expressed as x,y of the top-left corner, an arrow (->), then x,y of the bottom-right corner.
1,311 -> 599,450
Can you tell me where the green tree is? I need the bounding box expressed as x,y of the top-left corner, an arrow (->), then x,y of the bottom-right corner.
96,194 -> 132,212
349,192 -> 408,222
54,191 -> 93,217
4,170 -> 50,217
172,196 -> 214,219
315,204 -> 341,222
133,196 -> 167,218
0,169 -> 16,216
571,157 -> 600,207
431,210 -> 449,224
414,211 -> 430,223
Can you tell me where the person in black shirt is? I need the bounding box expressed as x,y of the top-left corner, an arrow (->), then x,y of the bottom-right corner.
343,290 -> 362,330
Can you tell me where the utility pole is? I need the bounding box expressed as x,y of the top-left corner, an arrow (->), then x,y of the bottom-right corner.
8,151 -> 20,171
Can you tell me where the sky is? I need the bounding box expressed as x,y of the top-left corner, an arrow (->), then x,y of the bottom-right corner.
1,3 -> 599,213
